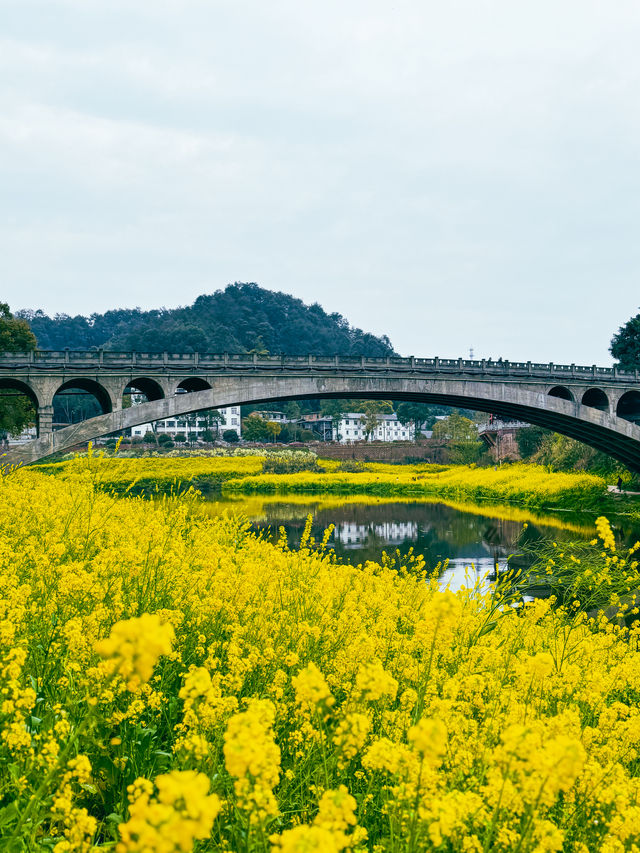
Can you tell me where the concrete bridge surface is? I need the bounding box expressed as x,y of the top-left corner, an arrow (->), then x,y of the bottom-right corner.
2,350 -> 640,469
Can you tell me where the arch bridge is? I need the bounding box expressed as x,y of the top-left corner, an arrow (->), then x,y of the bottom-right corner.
2,350 -> 640,470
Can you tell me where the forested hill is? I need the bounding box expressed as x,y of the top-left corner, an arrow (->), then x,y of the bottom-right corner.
18,283 -> 395,356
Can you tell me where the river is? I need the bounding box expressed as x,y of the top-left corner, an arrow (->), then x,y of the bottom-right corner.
200,495 -> 640,590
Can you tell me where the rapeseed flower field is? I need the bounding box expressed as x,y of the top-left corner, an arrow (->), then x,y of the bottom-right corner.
224,463 -> 606,509
36,453 -> 265,493
1,458 -> 640,851
39,454 -> 606,509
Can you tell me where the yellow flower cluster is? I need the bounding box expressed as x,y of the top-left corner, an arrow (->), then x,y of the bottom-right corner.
39,452 -> 264,492
223,699 -> 281,824
95,613 -> 175,691
117,770 -> 221,853
292,662 -> 335,712
0,461 -> 639,851
596,514 -> 617,551
272,785 -> 366,852
354,659 -> 398,703
50,755 -> 97,853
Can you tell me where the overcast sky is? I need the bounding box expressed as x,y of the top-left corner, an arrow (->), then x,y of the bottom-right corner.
2,1 -> 640,364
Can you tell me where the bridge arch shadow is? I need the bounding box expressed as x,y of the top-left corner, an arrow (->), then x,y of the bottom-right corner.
124,377 -> 165,404
617,390 -> 640,424
582,387 -> 609,412
548,386 -> 574,402
0,379 -> 39,438
53,379 -> 112,431
176,377 -> 211,393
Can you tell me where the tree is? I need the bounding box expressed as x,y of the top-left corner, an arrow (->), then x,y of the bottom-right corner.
0,304 -> 38,438
277,424 -> 293,443
320,399 -> 349,420
174,432 -> 186,444
19,283 -> 396,357
360,400 -> 393,441
283,402 -> 301,421
242,414 -> 270,442
204,410 -> 225,438
432,413 -> 484,463
222,429 -> 239,443
396,402 -> 436,437
265,420 -> 282,442
431,413 -> 479,442
320,399 -> 349,441
448,439 -> 484,464
516,425 -> 549,459
247,336 -> 270,356
611,312 -> 640,369
0,303 -> 37,352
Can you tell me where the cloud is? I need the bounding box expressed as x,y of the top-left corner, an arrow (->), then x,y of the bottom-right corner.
2,0 -> 640,362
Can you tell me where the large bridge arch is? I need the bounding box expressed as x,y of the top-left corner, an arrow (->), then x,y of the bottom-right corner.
0,377 -> 41,409
54,378 -> 114,414
122,377 -> 166,404
0,378 -> 41,438
4,374 -> 640,471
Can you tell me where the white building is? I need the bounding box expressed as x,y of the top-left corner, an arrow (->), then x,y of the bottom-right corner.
333,413 -> 415,443
5,425 -> 37,446
253,410 -> 288,423
336,521 -> 418,548
130,406 -> 241,441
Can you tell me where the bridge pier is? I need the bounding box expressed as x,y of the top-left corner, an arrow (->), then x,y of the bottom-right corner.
37,406 -> 54,437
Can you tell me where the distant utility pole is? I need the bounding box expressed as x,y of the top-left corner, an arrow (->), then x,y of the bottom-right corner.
469,347 -> 474,359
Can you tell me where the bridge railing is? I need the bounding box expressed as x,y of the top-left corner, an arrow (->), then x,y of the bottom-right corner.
0,350 -> 638,382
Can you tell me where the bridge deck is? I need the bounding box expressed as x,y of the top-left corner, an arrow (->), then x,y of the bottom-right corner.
0,350 -> 636,385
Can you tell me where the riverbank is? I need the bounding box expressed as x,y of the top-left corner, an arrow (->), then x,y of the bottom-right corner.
223,462 -> 607,510
33,452 -> 617,511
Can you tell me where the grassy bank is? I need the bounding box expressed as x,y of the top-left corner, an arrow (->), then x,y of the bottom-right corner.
1,465 -> 640,850
36,453 -> 609,511
35,452 -> 265,492
223,462 -> 607,510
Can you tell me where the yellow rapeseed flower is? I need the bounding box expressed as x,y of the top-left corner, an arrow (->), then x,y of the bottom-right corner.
95,613 -> 174,692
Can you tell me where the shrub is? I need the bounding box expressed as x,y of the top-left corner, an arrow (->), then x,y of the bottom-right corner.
337,460 -> 365,472
262,450 -> 320,474
516,425 -> 549,459
223,429 -> 239,443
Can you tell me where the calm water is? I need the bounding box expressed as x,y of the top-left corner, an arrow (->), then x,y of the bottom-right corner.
203,496 -> 640,590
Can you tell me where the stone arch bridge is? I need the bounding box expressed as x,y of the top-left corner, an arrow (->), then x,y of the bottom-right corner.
3,350 -> 640,470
